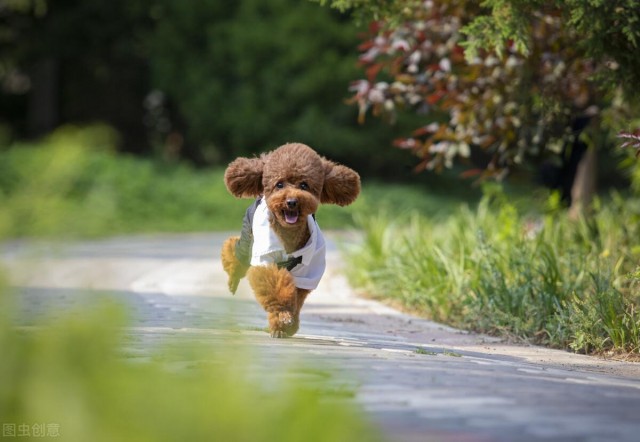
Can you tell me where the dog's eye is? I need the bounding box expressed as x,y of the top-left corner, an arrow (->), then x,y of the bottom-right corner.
276,182 -> 284,189
299,182 -> 309,191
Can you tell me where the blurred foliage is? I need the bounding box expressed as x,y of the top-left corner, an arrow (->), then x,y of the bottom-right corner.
0,262 -> 377,442
0,125 -> 478,238
311,0 -> 424,26
0,126 -> 251,236
0,0 -> 152,146
619,129 -> 640,158
317,0 -> 639,181
0,0 -> 423,175
148,0 -> 361,161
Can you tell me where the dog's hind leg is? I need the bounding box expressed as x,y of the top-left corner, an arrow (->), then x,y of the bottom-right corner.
246,264 -> 297,338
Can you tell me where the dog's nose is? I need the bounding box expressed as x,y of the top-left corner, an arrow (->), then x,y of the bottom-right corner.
286,198 -> 298,209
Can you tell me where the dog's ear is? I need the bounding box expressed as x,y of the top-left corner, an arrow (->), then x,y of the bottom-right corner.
320,158 -> 361,206
224,156 -> 264,198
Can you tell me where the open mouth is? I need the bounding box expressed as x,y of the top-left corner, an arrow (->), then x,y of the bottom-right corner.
282,209 -> 299,224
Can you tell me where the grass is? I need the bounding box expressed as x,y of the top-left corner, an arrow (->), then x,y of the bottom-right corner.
414,348 -> 437,355
413,348 -> 462,357
0,125 -> 481,239
345,183 -> 640,357
0,126 -> 251,237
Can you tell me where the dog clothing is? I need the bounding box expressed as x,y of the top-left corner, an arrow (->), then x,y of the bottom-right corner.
235,198 -> 326,290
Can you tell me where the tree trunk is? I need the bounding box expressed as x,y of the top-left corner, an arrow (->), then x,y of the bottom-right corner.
27,58 -> 59,137
568,146 -> 597,220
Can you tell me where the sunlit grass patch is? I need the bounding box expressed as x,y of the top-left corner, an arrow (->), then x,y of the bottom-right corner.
414,348 -> 437,356
442,351 -> 463,358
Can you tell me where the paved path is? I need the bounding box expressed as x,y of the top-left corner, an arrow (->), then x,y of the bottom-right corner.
3,233 -> 640,442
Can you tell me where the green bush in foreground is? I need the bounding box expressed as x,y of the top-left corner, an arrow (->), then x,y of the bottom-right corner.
346,186 -> 640,356
0,277 -> 377,442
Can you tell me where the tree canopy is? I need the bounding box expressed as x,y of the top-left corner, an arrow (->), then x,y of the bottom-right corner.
316,0 -> 640,178
461,0 -> 640,102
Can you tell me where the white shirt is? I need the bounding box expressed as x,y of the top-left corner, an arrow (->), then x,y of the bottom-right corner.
250,201 -> 326,290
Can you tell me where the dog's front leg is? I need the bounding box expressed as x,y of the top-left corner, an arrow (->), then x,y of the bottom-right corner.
278,289 -> 310,337
221,236 -> 249,294
246,264 -> 297,338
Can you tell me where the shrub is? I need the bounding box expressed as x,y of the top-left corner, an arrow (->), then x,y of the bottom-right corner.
0,126 -> 250,237
346,185 -> 640,355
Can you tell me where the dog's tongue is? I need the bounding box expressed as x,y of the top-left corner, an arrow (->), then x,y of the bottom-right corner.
284,210 -> 299,224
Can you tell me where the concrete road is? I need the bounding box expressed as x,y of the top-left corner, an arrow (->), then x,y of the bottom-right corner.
3,233 -> 640,442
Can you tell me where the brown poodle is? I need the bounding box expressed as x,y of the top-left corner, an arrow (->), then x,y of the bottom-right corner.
221,143 -> 360,338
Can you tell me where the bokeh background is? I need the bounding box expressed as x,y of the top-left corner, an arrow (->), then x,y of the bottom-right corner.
1,4 -> 640,439
1,0 -> 425,175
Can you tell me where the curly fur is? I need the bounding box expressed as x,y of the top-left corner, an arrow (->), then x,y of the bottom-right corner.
224,157 -> 264,198
220,236 -> 248,294
220,142 -> 360,338
321,160 -> 361,206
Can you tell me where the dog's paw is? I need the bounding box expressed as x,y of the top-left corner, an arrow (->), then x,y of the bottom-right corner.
277,310 -> 294,326
283,318 -> 300,337
268,311 -> 294,338
270,330 -> 288,339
